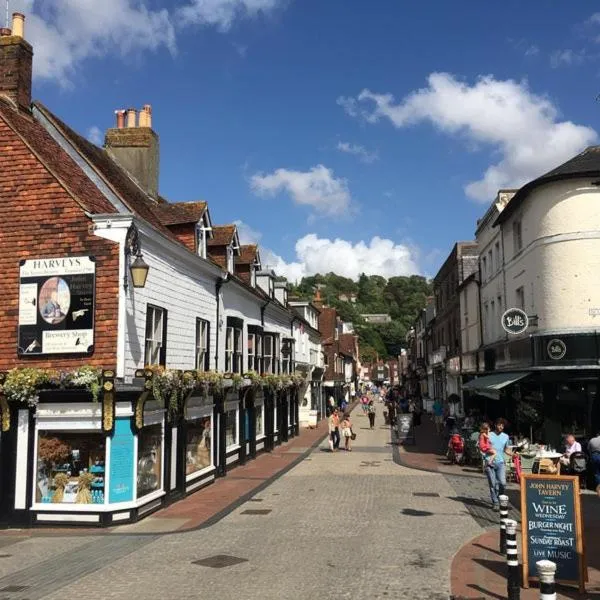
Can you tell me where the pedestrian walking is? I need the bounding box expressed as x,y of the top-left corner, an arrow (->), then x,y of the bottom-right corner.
328,408 -> 340,452
412,401 -> 422,427
484,418 -> 512,510
432,398 -> 444,434
341,413 -> 353,451
367,399 -> 376,429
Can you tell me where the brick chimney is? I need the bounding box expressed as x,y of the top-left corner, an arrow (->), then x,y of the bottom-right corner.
0,13 -> 33,111
104,104 -> 159,200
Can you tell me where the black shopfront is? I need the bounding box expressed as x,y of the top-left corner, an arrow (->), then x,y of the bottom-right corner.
467,332 -> 600,448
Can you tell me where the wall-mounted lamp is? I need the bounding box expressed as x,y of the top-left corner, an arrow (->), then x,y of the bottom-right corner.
124,224 -> 149,290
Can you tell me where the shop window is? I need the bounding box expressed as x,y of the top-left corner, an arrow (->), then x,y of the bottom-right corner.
137,424 -> 163,498
255,403 -> 264,438
145,305 -> 167,367
225,407 -> 238,449
195,318 -> 209,371
36,432 -> 106,504
186,416 -> 212,476
273,335 -> 280,374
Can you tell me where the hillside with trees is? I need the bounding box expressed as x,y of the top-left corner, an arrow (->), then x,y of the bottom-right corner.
289,273 -> 432,362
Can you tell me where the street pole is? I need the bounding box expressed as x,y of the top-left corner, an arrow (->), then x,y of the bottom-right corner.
536,560 -> 556,600
499,494 -> 509,554
505,519 -> 520,600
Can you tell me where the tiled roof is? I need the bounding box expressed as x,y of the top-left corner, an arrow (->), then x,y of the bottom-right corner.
237,244 -> 258,265
0,100 -> 117,216
339,333 -> 357,357
32,102 -> 175,239
495,146 -> 600,226
207,225 -> 235,247
154,201 -> 207,226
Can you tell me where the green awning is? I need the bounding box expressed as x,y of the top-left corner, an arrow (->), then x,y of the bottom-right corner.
463,372 -> 530,398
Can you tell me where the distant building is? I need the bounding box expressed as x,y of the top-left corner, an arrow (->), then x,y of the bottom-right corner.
360,313 -> 392,324
338,293 -> 357,303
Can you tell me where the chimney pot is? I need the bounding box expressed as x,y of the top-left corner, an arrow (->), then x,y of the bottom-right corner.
11,13 -> 24,38
126,108 -> 137,128
114,109 -> 126,129
139,104 -> 152,128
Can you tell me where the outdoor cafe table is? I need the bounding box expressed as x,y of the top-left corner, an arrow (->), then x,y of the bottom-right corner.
532,452 -> 563,475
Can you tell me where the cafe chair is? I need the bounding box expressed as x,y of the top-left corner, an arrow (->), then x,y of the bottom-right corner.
538,457 -> 560,475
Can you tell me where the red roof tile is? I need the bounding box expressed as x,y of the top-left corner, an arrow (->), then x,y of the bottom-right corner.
207,225 -> 235,247
237,244 -> 259,265
0,100 -> 117,216
154,201 -> 207,226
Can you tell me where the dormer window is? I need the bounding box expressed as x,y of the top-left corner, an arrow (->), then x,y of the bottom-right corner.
196,222 -> 208,259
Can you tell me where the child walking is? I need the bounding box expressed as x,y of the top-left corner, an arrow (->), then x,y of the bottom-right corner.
478,423 -> 496,465
341,414 -> 353,451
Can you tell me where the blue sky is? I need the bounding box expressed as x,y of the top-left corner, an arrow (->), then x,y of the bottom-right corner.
15,0 -> 600,281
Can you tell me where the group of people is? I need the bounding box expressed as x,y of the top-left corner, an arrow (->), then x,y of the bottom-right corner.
327,405 -> 355,452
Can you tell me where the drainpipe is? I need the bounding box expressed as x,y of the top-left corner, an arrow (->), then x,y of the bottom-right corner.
260,299 -> 270,327
499,222 -> 508,341
214,272 -> 230,370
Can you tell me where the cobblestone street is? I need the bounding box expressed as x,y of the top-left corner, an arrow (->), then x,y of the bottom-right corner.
0,406 -> 485,600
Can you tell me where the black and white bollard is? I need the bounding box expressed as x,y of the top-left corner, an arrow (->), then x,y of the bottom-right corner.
536,560 -> 556,600
505,519 -> 520,600
499,494 -> 509,554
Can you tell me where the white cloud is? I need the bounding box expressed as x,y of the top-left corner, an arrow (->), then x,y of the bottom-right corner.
87,126 -> 103,146
550,49 -> 586,68
233,219 -> 262,244
177,0 -> 281,30
261,234 -> 420,283
11,0 -> 286,85
336,141 -> 378,164
339,73 -> 597,202
250,165 -> 352,216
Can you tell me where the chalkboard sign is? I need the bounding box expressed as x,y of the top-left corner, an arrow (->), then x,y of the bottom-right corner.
395,414 -> 415,445
521,474 -> 586,592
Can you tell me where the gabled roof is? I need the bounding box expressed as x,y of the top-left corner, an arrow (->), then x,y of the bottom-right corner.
207,224 -> 236,247
154,201 -> 207,226
0,99 -> 117,216
494,146 -> 600,226
32,101 -> 175,239
237,244 -> 260,265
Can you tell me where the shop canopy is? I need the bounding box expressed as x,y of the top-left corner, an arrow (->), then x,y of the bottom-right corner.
462,372 -> 531,400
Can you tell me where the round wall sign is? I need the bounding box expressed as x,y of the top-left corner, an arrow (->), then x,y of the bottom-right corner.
547,339 -> 566,360
501,308 -> 529,335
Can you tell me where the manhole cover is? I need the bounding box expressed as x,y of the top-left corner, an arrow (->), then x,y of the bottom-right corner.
413,492 -> 440,497
192,555 -> 248,568
0,554 -> 11,558
0,586 -> 30,592
241,509 -> 272,515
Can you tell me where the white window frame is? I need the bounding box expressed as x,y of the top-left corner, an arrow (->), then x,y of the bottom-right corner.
248,333 -> 256,372
195,318 -> 208,371
196,225 -> 207,259
234,327 -> 243,374
263,335 -> 273,374
225,326 -> 234,372
145,305 -> 165,367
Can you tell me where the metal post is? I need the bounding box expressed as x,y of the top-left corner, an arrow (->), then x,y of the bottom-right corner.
536,560 -> 556,600
499,494 -> 509,554
506,519 -> 520,600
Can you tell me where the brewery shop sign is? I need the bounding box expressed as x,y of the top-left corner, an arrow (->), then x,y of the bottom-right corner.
18,256 -> 96,356
501,307 -> 529,335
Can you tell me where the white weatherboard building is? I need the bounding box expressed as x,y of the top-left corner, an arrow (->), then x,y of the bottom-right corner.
463,147 -> 600,446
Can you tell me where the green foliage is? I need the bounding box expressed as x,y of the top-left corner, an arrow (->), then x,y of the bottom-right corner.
291,273 -> 432,360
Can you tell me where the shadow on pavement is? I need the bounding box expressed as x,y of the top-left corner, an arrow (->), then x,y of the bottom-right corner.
465,583 -> 503,600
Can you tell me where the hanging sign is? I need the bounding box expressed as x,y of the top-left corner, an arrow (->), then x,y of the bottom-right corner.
17,256 -> 95,355
395,413 -> 415,445
547,339 -> 567,360
521,474 -> 586,593
501,307 -> 529,335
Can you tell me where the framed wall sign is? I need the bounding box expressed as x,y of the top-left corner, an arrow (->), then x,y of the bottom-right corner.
521,474 -> 586,593
17,256 -> 96,356
547,339 -> 567,360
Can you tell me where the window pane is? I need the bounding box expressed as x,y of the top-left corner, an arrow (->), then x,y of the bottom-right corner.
36,432 -> 106,504
186,416 -> 212,474
137,424 -> 162,498
225,409 -> 238,448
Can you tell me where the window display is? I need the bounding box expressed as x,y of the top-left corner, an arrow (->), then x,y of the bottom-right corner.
137,424 -> 163,498
255,404 -> 264,438
36,432 -> 106,504
186,417 -> 212,475
225,408 -> 238,449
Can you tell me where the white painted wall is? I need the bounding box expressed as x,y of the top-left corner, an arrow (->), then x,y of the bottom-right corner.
460,279 -> 481,354
124,230 -> 219,379
502,179 -> 600,333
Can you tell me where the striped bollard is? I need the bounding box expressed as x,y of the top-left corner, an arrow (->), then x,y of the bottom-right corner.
536,560 -> 556,600
499,494 -> 509,554
505,519 -> 520,600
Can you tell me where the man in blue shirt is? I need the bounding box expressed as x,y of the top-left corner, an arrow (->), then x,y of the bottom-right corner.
485,418 -> 511,510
